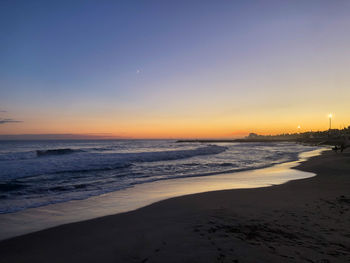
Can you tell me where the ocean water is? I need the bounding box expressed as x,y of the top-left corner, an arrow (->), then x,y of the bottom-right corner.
0,140 -> 317,214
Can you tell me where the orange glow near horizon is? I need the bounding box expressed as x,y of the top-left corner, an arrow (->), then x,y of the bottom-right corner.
1,111 -> 349,139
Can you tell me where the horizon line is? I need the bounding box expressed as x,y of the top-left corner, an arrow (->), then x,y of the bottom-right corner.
0,128 -> 348,141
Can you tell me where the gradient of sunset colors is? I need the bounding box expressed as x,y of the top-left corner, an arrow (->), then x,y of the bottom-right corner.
1,1 -> 350,138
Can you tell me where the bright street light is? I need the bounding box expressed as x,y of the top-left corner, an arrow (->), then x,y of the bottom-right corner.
328,113 -> 333,130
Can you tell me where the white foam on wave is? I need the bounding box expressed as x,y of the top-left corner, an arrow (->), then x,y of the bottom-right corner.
0,141 -> 320,214
0,145 -> 227,180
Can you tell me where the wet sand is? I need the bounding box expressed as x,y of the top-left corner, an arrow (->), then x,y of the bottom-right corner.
0,150 -> 349,262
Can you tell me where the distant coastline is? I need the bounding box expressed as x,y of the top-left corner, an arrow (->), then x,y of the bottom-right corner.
178,126 -> 350,146
177,139 -> 297,143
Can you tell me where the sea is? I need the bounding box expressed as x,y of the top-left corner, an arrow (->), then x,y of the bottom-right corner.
0,140 -> 318,214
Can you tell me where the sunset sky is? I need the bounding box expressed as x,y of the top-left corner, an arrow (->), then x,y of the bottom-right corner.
1,0 -> 350,138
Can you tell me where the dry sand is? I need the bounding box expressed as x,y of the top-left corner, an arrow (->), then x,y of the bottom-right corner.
0,150 -> 349,263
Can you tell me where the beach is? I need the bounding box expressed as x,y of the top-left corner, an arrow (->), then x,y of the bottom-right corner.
0,150 -> 349,262
2,1 -> 350,262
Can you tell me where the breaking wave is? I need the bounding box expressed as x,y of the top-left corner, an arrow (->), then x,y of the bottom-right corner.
36,148 -> 81,157
0,145 -> 227,180
0,140 -> 318,214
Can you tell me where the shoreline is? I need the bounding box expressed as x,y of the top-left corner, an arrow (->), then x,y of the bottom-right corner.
0,149 -> 322,241
1,150 -> 349,262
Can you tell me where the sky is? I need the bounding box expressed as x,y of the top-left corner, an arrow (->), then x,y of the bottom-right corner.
1,0 -> 350,138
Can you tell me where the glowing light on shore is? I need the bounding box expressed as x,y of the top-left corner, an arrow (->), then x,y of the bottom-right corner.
328,113 -> 333,130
